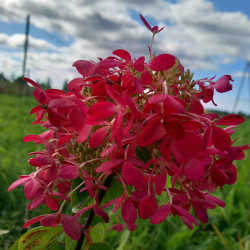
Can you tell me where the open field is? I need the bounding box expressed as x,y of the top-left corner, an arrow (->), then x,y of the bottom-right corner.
0,94 -> 249,249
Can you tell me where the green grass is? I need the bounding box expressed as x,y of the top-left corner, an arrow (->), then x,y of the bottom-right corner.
0,94 -> 249,249
0,95 -> 44,248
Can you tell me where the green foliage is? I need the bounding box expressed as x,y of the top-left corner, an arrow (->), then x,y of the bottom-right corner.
0,94 -> 249,249
12,226 -> 63,250
89,242 -> 113,250
90,223 -> 105,243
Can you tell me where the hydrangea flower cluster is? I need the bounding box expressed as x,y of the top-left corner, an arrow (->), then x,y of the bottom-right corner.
9,15 -> 248,245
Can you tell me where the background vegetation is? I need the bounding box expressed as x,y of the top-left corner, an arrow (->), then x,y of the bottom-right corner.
0,80 -> 249,249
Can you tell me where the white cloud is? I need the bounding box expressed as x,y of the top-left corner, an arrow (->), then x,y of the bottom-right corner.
233,71 -> 250,78
0,0 -> 250,91
0,33 -> 58,50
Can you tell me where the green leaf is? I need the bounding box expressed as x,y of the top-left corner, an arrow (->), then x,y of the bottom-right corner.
10,237 -> 19,250
89,242 -> 113,250
135,146 -> 152,163
102,179 -> 123,204
65,235 -> 77,250
17,226 -> 63,250
71,178 -> 90,213
48,240 -> 65,250
89,223 -> 105,243
117,230 -> 130,250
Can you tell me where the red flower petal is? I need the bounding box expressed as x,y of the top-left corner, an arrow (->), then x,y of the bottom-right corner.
138,120 -> 165,147
112,110 -> 123,138
24,179 -> 42,200
89,126 -> 109,148
215,114 -> 245,126
96,159 -> 124,173
163,95 -> 186,114
82,170 -> 95,198
148,94 -> 167,104
122,161 -> 145,189
149,54 -> 176,71
92,80 -> 108,97
40,213 -> 60,227
58,164 -> 79,179
28,195 -> 45,210
192,202 -> 208,223
8,177 -> 30,191
73,60 -> 94,77
165,120 -> 185,140
93,205 -> 109,223
138,195 -> 157,219
212,126 -> 231,151
77,124 -> 92,143
210,165 -> 228,186
172,132 -> 203,163
89,101 -> 117,118
139,14 -> 153,32
205,195 -> 225,208
113,49 -> 131,63
183,158 -> 205,181
61,215 -> 82,241
23,215 -> 46,228
24,77 -> 41,89
132,56 -> 145,72
172,205 -> 198,226
69,108 -> 86,132
121,199 -> 137,224
155,166 -> 167,195
214,75 -> 233,93
150,203 -> 171,224
45,196 -> 59,211
141,70 -> 152,85
97,58 -> 122,70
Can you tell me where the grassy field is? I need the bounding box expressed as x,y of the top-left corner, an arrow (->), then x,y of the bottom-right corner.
0,94 -> 249,249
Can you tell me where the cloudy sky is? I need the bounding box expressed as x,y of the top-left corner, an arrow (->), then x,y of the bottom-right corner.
1,0 -> 250,114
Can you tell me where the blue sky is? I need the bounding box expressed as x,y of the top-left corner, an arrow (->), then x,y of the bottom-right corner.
0,0 -> 250,114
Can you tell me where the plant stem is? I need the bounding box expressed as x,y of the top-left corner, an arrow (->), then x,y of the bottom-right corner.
75,173 -> 115,250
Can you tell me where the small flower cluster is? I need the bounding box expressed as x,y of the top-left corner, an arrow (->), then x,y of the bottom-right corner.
9,15 -> 248,242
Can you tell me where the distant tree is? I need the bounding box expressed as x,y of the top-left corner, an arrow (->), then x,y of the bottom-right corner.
0,73 -> 9,83
14,76 -> 26,86
45,77 -> 52,89
62,79 -> 68,92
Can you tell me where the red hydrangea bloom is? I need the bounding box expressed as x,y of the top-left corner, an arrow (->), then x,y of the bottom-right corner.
8,14 -> 249,246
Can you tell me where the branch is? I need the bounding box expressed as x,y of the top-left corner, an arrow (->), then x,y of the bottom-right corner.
75,174 -> 115,250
